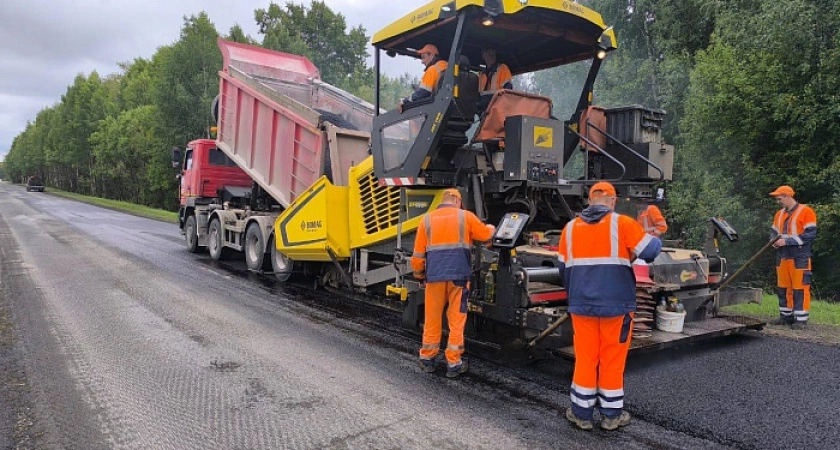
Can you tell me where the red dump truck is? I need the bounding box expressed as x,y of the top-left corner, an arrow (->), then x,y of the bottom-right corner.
174,39 -> 374,275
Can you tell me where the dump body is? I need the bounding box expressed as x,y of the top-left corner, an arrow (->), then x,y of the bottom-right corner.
215,39 -> 374,208
178,39 -> 376,273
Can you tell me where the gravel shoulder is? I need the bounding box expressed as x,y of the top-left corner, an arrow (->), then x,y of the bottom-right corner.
759,321 -> 840,346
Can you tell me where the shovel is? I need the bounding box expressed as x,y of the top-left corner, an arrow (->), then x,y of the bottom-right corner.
502,312 -> 570,354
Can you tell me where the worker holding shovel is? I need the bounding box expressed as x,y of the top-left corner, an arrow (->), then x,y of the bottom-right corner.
769,185 -> 817,330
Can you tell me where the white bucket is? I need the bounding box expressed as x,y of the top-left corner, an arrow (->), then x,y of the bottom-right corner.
655,307 -> 686,333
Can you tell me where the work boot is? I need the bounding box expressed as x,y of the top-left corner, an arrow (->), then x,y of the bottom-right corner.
419,358 -> 436,373
600,411 -> 632,431
790,322 -> 808,331
445,361 -> 468,378
770,317 -> 792,326
565,408 -> 593,431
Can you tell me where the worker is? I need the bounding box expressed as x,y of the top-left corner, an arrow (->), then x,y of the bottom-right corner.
411,188 -> 495,378
636,201 -> 668,239
398,44 -> 448,113
477,47 -> 513,111
769,185 -> 817,330
478,47 -> 513,94
557,182 -> 662,431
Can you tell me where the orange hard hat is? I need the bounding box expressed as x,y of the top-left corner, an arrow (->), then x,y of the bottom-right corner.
769,185 -> 795,197
443,188 -> 462,200
416,44 -> 439,56
589,181 -> 616,199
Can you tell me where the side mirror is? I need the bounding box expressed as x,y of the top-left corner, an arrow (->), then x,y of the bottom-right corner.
171,148 -> 182,169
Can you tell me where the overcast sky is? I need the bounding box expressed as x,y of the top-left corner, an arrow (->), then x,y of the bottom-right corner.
0,0 -> 415,160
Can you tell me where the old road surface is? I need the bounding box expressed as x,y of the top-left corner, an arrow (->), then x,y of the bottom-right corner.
0,182 -> 838,450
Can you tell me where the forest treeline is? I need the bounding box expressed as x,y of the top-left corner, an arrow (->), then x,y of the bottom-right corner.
3,0 -> 838,298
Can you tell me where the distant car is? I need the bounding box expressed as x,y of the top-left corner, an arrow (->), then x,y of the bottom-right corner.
26,176 -> 45,192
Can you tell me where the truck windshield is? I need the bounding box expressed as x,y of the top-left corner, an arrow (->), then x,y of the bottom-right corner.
208,148 -> 238,167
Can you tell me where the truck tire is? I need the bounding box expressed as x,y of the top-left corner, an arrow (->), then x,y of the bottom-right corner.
208,218 -> 230,260
245,223 -> 271,271
270,242 -> 294,281
184,215 -> 200,253
211,95 -> 220,124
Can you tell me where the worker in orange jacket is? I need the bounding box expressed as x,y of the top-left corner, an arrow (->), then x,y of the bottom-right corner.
557,182 -> 661,431
769,185 -> 817,330
398,44 -> 448,113
477,47 -> 513,110
411,188 -> 495,378
479,47 -> 513,94
636,202 -> 667,239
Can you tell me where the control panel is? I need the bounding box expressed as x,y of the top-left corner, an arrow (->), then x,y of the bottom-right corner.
492,213 -> 530,248
527,161 -> 561,183
503,116 -> 564,183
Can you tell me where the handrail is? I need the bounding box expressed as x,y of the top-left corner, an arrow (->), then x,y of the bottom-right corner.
566,127 -> 627,182
584,121 -> 665,181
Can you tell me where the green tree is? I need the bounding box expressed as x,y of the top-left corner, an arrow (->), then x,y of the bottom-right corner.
91,105 -> 174,208
226,24 -> 256,44
152,13 -> 221,145
670,0 -> 840,297
255,1 -> 372,87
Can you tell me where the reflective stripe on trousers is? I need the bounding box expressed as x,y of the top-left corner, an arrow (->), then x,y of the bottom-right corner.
569,313 -> 633,420
776,258 -> 811,322
420,281 -> 468,366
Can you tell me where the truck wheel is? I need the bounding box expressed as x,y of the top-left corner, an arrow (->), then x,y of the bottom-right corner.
245,224 -> 270,271
184,215 -> 200,253
270,242 -> 294,281
211,95 -> 220,124
208,218 -> 229,260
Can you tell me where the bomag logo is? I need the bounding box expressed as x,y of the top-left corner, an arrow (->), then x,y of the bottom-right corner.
412,8 -> 434,24
563,1 -> 585,15
300,220 -> 323,231
408,201 -> 429,209
534,126 -> 553,148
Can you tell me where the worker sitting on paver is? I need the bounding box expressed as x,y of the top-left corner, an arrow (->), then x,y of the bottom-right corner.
398,44 -> 448,113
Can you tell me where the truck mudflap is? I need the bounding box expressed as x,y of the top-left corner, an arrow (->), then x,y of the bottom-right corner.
555,315 -> 765,359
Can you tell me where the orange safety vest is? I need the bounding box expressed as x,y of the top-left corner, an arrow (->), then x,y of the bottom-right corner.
557,211 -> 659,316
479,63 -> 512,93
771,203 -> 817,259
411,205 -> 493,282
419,60 -> 448,94
637,205 -> 667,236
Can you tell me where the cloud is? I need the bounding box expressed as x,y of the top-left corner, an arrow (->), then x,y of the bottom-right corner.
0,0 -> 412,160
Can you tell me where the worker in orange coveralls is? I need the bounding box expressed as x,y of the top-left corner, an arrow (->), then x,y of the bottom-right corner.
635,202 -> 667,239
557,182 -> 661,431
769,185 -> 817,330
411,188 -> 495,378
398,44 -> 448,113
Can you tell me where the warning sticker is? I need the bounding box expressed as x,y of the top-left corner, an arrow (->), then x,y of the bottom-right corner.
534,126 -> 553,148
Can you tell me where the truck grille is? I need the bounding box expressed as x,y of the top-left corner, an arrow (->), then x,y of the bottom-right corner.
358,173 -> 400,234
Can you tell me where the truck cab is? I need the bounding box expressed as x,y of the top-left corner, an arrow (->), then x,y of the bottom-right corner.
176,139 -> 252,207
174,139 -> 253,254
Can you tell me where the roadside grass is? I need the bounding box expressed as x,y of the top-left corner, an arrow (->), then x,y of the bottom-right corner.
723,293 -> 840,326
27,183 -> 840,328
44,188 -> 179,224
